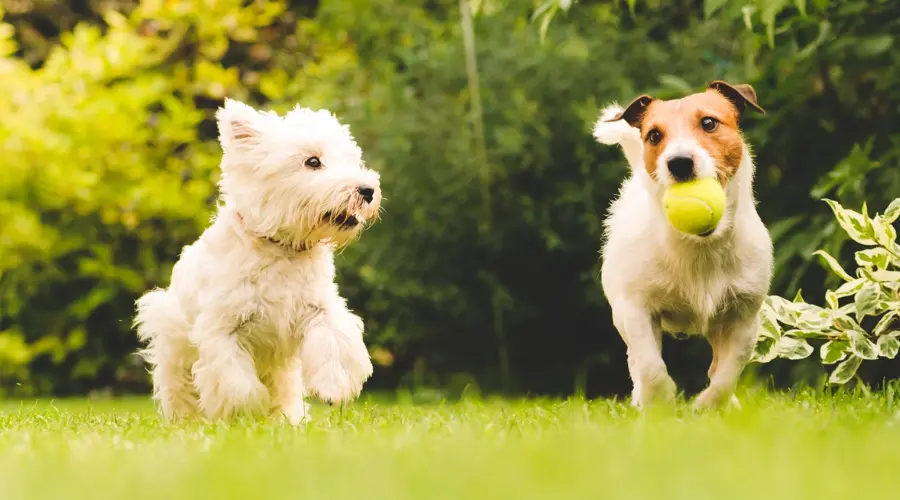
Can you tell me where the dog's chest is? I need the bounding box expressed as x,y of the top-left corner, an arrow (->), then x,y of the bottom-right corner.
649,251 -> 743,335
241,254 -> 334,365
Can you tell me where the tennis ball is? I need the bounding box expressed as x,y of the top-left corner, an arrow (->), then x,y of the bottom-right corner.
662,178 -> 726,235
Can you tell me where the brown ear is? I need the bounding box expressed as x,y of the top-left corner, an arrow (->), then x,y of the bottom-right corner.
605,95 -> 655,128
708,81 -> 766,119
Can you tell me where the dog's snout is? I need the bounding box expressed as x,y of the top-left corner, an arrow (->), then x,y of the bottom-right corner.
357,186 -> 376,203
667,156 -> 695,182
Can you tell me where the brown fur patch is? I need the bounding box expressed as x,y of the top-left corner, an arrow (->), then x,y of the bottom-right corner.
637,90 -> 746,186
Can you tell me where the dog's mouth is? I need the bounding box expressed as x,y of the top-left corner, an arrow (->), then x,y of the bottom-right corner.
324,211 -> 360,229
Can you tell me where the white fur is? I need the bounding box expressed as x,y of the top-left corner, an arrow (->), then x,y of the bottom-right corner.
656,138 -> 718,184
135,99 -> 381,424
594,103 -> 773,410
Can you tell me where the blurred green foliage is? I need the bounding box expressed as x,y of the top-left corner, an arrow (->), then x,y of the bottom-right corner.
0,0 -> 898,397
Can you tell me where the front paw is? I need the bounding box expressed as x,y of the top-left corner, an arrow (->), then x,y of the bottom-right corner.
196,368 -> 270,420
692,386 -> 739,411
634,366 -> 677,410
301,325 -> 373,404
304,354 -> 372,405
275,400 -> 312,426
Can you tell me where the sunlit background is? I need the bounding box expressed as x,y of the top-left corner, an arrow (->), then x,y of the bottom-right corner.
1,0 -> 898,400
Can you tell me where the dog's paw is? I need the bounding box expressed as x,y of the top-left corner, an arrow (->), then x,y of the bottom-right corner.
692,386 -> 738,411
198,371 -> 270,420
275,400 -> 312,426
304,360 -> 369,405
301,318 -> 373,405
634,371 -> 677,410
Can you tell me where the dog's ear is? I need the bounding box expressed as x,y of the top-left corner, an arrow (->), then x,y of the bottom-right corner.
604,95 -> 655,129
708,81 -> 766,119
216,98 -> 265,153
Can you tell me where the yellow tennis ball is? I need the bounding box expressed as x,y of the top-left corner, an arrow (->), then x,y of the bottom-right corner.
662,178 -> 726,235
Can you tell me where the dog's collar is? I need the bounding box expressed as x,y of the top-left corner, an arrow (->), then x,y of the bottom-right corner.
234,212 -> 309,253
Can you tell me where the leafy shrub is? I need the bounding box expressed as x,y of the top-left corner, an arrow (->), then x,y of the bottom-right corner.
754,199 -> 900,383
0,1 -> 357,395
3,0 -> 900,396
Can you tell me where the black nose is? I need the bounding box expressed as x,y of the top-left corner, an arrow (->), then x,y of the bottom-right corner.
667,156 -> 695,182
357,186 -> 375,203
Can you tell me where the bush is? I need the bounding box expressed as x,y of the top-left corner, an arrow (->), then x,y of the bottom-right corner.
0,1 -> 354,394
2,0 -> 899,396
754,198 -> 900,383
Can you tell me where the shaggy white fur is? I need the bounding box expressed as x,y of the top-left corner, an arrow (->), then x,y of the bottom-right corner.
593,88 -> 773,411
135,99 -> 381,424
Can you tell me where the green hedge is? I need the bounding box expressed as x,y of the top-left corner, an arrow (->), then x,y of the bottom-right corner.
1,0 -> 899,396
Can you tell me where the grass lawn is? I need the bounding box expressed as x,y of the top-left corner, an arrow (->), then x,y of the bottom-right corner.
2,388 -> 900,500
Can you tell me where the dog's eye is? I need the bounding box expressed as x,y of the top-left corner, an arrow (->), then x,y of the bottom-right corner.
701,117 -> 718,132
647,129 -> 662,146
305,156 -> 322,169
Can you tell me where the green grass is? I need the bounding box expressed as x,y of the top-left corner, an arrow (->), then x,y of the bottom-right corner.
2,389 -> 900,500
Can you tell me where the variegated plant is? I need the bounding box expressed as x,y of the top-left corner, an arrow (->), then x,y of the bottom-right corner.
753,198 -> 900,384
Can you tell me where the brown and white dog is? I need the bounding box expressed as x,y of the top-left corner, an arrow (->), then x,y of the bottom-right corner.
592,81 -> 773,410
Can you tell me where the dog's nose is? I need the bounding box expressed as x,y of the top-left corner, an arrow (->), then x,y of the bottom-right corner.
357,186 -> 375,204
667,156 -> 695,182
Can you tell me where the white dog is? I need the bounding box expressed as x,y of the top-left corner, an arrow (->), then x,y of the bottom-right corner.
135,99 -> 381,424
593,81 -> 773,410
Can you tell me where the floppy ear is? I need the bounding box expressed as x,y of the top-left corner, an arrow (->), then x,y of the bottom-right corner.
216,98 -> 265,153
604,95 -> 655,129
708,81 -> 766,119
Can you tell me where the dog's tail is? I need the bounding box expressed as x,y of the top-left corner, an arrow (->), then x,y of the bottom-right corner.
592,104 -> 643,171
134,288 -> 191,365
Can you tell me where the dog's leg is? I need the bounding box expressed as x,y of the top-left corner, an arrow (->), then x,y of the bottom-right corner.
190,313 -> 269,420
135,289 -> 199,421
613,300 -> 676,409
694,317 -> 757,410
300,305 -> 373,405
149,337 -> 200,421
270,356 -> 310,425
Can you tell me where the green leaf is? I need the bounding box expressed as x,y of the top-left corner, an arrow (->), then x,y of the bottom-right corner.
704,0 -> 731,18
757,302 -> 782,339
820,340 -> 849,365
854,282 -> 880,320
658,75 -> 694,95
741,5 -> 755,30
855,248 -> 892,270
784,328 -> 829,339
759,0 -> 789,47
825,290 -> 839,310
824,199 -> 876,245
834,312 -> 864,332
881,198 -> 900,224
102,10 -> 129,29
537,6 -> 555,43
855,34 -> 893,58
765,295 -> 799,324
860,269 -> 900,284
871,218 -> 897,248
765,295 -> 828,327
877,332 -> 900,359
530,0 -> 557,21
775,336 -> 814,360
751,336 -> 778,363
829,355 -> 862,384
872,311 -> 897,336
834,278 -> 866,298
812,250 -> 853,282
794,307 -> 832,330
847,330 -> 878,360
